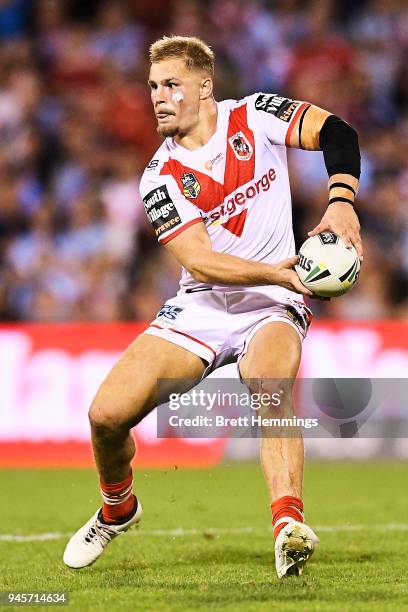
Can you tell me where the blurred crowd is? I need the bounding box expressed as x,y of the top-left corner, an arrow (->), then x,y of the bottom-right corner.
0,0 -> 407,322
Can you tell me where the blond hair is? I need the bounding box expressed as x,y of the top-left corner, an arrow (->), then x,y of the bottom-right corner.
149,36 -> 215,75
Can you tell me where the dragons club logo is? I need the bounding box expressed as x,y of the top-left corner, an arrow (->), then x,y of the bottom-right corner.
228,131 -> 253,161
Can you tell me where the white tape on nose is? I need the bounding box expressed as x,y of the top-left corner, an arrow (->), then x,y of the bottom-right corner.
172,92 -> 184,103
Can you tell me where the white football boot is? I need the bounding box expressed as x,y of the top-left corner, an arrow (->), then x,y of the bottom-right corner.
275,521 -> 319,578
63,499 -> 143,569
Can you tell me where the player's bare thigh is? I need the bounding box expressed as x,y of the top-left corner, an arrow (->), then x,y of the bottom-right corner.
239,321 -> 302,406
89,333 -> 206,430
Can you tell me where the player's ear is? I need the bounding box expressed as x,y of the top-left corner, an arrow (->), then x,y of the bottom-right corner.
200,76 -> 213,100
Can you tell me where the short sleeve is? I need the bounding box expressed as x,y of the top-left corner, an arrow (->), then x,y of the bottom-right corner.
249,93 -> 310,147
140,172 -> 203,245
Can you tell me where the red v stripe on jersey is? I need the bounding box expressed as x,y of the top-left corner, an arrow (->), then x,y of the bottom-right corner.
160,104 -> 256,236
221,209 -> 247,237
160,157 -> 224,213
223,104 -> 255,195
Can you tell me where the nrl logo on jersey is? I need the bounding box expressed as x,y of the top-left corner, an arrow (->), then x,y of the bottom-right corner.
228,131 -> 253,161
181,172 -> 201,199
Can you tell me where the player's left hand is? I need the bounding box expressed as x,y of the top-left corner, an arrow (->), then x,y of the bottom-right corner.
308,203 -> 363,261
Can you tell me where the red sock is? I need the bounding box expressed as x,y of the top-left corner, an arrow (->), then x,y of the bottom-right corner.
271,495 -> 304,539
100,470 -> 136,524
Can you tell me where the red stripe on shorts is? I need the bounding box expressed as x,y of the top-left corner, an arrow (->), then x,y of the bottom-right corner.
149,324 -> 216,359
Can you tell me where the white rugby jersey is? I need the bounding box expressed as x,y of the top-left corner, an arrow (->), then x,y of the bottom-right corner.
139,92 -> 310,297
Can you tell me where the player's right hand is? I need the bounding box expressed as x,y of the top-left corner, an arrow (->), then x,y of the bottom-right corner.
271,256 -> 314,296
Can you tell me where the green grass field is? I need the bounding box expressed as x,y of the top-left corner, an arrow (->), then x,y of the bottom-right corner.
1,461 -> 408,611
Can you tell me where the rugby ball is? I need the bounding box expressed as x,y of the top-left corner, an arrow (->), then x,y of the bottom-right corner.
295,232 -> 360,298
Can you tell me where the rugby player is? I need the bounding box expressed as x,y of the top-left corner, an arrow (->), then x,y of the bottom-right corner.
64,36 -> 361,578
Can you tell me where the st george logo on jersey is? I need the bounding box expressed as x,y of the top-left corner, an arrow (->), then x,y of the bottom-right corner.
228,131 -> 253,161
181,172 -> 201,199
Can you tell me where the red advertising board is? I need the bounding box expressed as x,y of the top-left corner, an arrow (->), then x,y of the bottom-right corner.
1,322 -> 408,467
0,323 -> 226,468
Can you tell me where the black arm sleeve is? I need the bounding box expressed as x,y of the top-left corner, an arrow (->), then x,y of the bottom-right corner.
319,115 -> 361,180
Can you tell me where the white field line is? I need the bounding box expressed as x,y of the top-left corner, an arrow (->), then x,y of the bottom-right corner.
1,524 -> 408,543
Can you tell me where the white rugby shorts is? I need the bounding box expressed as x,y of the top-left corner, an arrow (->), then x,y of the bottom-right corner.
144,288 -> 313,376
